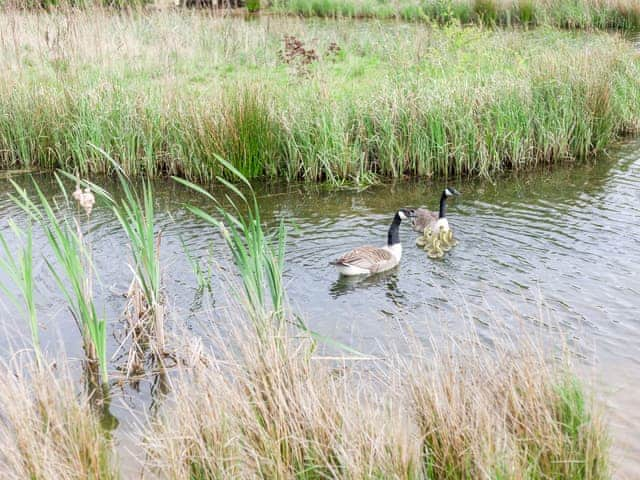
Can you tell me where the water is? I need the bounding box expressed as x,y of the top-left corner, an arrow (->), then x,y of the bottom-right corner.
0,140 -> 639,476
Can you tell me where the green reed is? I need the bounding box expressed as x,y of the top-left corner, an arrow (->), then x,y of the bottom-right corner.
10,177 -> 108,385
272,0 -> 640,30
0,13 -> 639,185
175,155 -> 286,332
111,170 -> 166,354
0,221 -> 40,357
69,148 -> 166,362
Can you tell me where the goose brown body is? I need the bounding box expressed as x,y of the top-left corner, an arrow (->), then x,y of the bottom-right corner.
411,187 -> 459,233
412,209 -> 439,233
332,245 -> 400,275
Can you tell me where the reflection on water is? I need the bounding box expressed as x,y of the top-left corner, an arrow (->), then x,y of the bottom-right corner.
0,140 -> 639,476
329,269 -> 401,298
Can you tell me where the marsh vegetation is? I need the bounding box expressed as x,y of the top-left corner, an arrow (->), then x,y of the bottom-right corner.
0,11 -> 638,184
272,0 -> 640,30
0,1 -> 638,477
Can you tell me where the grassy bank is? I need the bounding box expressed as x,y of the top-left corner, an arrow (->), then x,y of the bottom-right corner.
1,12 -> 639,184
271,0 -> 640,30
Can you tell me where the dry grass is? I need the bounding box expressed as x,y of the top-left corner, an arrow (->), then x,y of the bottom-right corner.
142,326 -> 420,479
0,355 -> 117,480
405,336 -> 609,479
141,321 -> 609,479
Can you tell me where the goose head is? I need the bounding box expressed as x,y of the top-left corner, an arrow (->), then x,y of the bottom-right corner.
444,187 -> 461,198
396,208 -> 415,221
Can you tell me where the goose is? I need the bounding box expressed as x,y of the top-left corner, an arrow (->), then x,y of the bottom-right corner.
412,187 -> 460,233
331,208 -> 414,276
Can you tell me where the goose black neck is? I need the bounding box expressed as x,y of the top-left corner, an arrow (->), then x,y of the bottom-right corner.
387,213 -> 402,246
439,191 -> 447,219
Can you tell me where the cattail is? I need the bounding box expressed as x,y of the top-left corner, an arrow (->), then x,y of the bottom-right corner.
80,188 -> 95,216
72,185 -> 95,216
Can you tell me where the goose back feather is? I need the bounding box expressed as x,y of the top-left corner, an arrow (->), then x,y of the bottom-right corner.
332,245 -> 399,275
412,208 -> 439,232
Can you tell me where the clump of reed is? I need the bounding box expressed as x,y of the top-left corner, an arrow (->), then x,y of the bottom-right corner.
0,12 -> 638,185
67,149 -> 166,378
142,322 -> 420,479
175,156 -> 287,331
110,173 -> 166,376
0,355 -> 117,479
9,177 -> 109,387
141,319 -> 609,479
405,335 -> 608,478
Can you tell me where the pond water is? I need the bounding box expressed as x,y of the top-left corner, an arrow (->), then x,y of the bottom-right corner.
0,140 -> 639,476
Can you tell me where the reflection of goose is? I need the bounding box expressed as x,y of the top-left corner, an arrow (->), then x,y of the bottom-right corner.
331,209 -> 413,276
329,270 -> 400,298
412,187 -> 460,233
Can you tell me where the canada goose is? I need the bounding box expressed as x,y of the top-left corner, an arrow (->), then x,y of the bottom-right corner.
331,209 -> 414,276
412,187 -> 460,233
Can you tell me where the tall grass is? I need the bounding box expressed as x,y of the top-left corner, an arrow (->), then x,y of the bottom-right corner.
10,177 -> 109,385
404,337 -> 608,478
272,0 -> 640,30
0,12 -> 638,184
0,221 -> 40,357
142,319 -> 609,479
4,0 -> 639,30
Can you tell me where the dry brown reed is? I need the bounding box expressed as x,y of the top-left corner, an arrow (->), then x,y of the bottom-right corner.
0,355 -> 117,480
141,320 -> 608,479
